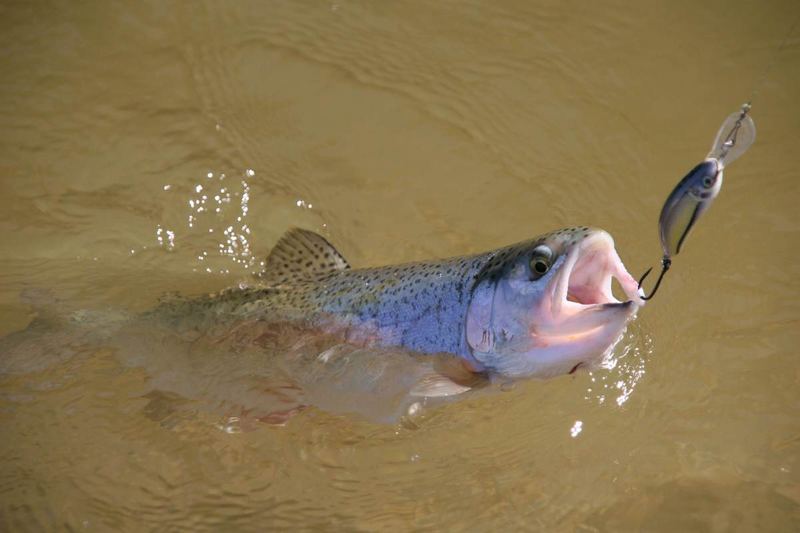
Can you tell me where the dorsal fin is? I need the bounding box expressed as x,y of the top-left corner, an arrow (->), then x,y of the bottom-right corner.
257,228 -> 350,284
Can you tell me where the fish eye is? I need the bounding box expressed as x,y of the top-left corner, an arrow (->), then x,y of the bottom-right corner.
702,175 -> 715,188
530,245 -> 553,280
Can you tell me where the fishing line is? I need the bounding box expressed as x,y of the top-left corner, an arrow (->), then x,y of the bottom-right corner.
745,13 -> 800,106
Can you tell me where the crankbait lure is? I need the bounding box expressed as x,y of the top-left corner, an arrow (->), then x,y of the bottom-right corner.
638,103 -> 756,300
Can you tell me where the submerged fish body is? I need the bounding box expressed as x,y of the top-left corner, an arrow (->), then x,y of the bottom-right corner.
1,227 -> 645,424
154,227 -> 644,379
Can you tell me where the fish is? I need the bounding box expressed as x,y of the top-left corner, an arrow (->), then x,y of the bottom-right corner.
151,226 -> 644,382
0,227 -> 645,423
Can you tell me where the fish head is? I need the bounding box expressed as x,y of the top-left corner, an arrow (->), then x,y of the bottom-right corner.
465,227 -> 644,377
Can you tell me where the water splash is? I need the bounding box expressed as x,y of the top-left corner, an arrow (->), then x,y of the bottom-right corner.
155,225 -> 175,251
156,169 -> 259,274
584,327 -> 653,407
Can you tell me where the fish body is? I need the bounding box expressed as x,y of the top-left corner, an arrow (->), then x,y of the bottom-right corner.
153,227 -> 643,378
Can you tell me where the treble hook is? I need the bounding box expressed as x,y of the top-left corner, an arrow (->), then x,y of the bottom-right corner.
637,257 -> 671,301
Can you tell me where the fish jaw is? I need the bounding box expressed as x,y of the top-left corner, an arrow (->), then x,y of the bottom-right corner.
466,229 -> 643,377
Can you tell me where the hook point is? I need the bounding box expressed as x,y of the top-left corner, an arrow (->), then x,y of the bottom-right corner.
637,258 -> 671,301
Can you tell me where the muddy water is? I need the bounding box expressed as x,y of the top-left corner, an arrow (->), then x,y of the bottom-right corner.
1,0 -> 799,530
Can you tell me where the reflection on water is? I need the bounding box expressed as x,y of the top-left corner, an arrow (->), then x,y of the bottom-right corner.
1,0 -> 799,530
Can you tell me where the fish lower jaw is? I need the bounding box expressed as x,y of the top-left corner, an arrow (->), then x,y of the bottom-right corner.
533,300 -> 637,337
481,313 -> 632,378
520,305 -> 635,377
533,329 -> 629,377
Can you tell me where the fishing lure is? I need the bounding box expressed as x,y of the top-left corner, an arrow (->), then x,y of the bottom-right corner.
638,103 -> 756,300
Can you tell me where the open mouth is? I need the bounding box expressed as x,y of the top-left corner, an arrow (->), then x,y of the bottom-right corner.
563,231 -> 643,307
541,231 -> 643,336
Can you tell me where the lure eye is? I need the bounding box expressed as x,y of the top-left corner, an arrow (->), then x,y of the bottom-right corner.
530,245 -> 553,280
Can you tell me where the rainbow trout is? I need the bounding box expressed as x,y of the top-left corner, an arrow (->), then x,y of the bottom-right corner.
155,227 -> 644,379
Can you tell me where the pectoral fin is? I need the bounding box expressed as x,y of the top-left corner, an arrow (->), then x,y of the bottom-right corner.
410,356 -> 486,398
410,373 -> 472,397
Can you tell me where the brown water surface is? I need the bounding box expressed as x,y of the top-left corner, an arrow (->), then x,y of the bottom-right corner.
1,1 -> 799,530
